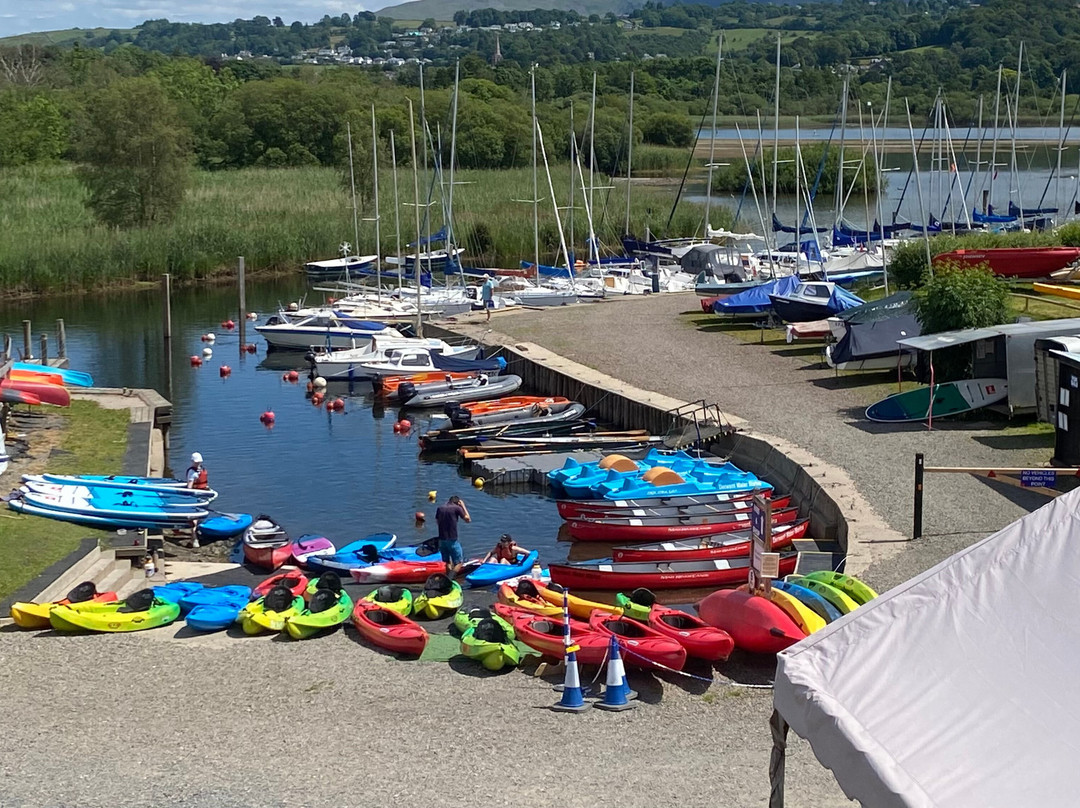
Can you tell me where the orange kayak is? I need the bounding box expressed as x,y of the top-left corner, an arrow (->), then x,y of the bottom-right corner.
10,369 -> 67,387
373,371 -> 475,396
461,396 -> 569,416
0,378 -> 70,407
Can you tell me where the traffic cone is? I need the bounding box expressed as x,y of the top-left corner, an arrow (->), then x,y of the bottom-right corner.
551,650 -> 592,713
596,635 -> 637,711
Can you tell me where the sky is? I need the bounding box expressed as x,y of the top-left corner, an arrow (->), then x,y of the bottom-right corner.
0,1 -> 380,39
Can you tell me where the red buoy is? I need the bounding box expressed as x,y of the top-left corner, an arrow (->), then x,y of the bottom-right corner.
392,422 -> 401,433
305,380 -> 314,392
245,343 -> 257,354
331,398 -> 345,412
312,392 -> 324,406
190,356 -> 203,367
219,365 -> 231,378
287,370 -> 300,383
414,511 -> 426,523
222,319 -> 236,330
260,410 -> 275,424
397,418 -> 411,432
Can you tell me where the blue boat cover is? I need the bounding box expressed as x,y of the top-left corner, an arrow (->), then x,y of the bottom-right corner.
713,274 -> 801,315
430,352 -> 506,373
824,284 -> 866,314
331,314 -> 389,331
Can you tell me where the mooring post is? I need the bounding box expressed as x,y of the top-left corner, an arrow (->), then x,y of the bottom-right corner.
39,334 -> 47,365
22,320 -> 32,360
913,452 -> 924,539
1,334 -> 9,362
162,273 -> 173,400
237,255 -> 246,350
56,319 -> 66,359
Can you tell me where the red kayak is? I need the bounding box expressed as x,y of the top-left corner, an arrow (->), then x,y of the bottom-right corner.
612,519 -> 808,562
0,378 -> 70,407
647,605 -> 734,662
550,554 -> 799,591
351,560 -> 446,584
243,542 -> 292,570
588,610 -> 687,671
0,388 -> 41,405
350,601 -> 429,656
933,247 -> 1080,279
253,570 -> 309,599
566,506 -> 800,542
557,490 -> 780,520
696,589 -> 806,654
558,493 -> 791,521
493,603 -> 610,666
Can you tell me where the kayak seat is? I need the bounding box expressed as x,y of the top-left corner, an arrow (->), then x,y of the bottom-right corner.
359,544 -> 381,563
263,586 -> 294,613
308,589 -> 338,614
67,581 -> 98,603
365,607 -> 398,626
630,588 -> 656,608
546,582 -> 566,594
473,618 -> 508,644
280,576 -> 301,590
423,574 -> 453,596
515,579 -> 540,598
118,589 -> 156,613
658,612 -> 692,629
415,538 -> 439,558
375,585 -> 405,603
469,608 -> 493,622
604,618 -> 645,638
532,620 -> 558,637
315,571 -> 342,592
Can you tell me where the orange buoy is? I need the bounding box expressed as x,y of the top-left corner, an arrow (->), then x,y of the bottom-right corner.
245,343 -> 257,354
397,418 -> 411,432
222,319 -> 236,330
260,410 -> 275,424
287,370 -> 299,382
414,511 -> 426,523
219,365 -> 231,378
190,356 -> 203,367
331,398 -> 345,412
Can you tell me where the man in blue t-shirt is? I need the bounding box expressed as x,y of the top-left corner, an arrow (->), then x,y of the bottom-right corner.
435,495 -> 471,576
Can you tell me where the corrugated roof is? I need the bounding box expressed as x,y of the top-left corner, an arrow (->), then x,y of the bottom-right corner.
898,317 -> 1080,352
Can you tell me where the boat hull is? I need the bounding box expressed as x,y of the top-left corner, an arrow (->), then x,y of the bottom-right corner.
550,555 -> 798,590
933,247 -> 1080,279
565,506 -> 799,542
611,519 -> 807,562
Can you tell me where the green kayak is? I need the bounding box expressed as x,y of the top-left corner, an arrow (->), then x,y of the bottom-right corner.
364,584 -> 413,616
789,577 -> 860,614
802,571 -> 877,606
453,607 -> 515,640
615,588 -> 656,622
412,574 -> 463,619
49,589 -> 180,633
286,588 -> 353,639
460,614 -> 521,671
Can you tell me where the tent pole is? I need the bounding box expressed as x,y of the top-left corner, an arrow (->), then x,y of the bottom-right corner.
769,709 -> 789,808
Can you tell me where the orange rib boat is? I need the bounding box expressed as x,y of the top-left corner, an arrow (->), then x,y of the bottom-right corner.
460,396 -> 569,416
373,372 -> 476,397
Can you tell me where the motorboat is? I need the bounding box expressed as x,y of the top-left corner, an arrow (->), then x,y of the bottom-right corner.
310,337 -> 491,381
256,310 -> 403,351
304,254 -> 378,279
769,281 -> 864,323
399,374 -> 523,408
492,276 -> 577,307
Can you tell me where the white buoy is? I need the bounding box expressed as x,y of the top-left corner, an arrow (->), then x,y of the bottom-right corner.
204,333 -> 216,342
313,377 -> 327,389
247,312 -> 258,321
202,347 -> 213,357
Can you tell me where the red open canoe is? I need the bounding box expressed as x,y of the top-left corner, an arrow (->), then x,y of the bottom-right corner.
646,605 -> 734,662
350,601 -> 428,656
493,603 -> 611,665
696,589 -> 806,654
0,378 -> 70,407
566,506 -> 799,542
611,519 -> 808,562
243,541 -> 293,570
559,493 -> 792,522
557,490 -> 779,520
550,554 -> 799,591
253,570 -> 309,599
588,611 -> 687,671
932,247 -> 1080,279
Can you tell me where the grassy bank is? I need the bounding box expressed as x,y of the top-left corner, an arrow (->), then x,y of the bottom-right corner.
0,401 -> 130,601
0,162 -> 718,295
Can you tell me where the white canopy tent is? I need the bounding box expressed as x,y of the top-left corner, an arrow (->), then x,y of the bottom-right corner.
771,486 -> 1080,807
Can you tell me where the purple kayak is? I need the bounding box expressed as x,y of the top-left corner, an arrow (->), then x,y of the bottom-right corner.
291,534 -> 336,568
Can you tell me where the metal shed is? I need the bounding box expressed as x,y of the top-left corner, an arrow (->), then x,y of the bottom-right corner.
1033,335 -> 1080,423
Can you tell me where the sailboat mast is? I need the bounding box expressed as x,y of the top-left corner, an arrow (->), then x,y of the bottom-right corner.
568,100 -> 575,263
735,124 -> 771,250
390,131 -> 402,293
346,120 -> 360,285
531,66 -> 540,283
408,99 -> 423,337
869,101 -> 889,294
906,98 -> 933,270
771,34 -> 781,215
538,118 -> 573,276
989,64 -> 1002,212
704,34 -> 724,237
1057,70 -> 1067,213
371,106 -> 382,303
835,71 -> 850,224
625,70 -> 635,236
1012,42 -> 1024,219
972,94 -> 984,214
589,72 -> 597,242
449,60 -> 461,282
794,115 -> 802,273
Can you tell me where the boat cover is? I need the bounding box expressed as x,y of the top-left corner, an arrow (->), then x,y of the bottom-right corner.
331,314 -> 391,331
713,274 -> 801,315
822,284 -> 865,314
429,351 -> 506,373
836,291 -> 915,324
829,314 -> 920,364
773,486 -> 1080,808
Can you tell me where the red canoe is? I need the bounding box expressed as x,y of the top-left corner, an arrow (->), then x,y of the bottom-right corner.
243,541 -> 293,570
351,560 -> 446,584
588,611 -> 688,671
350,601 -> 429,656
696,589 -> 806,654
556,490 -> 780,520
493,603 -> 611,666
646,605 -> 734,662
558,494 -> 792,522
0,378 -> 70,407
1,388 -> 41,405
566,506 -> 800,542
612,519 -> 808,562
932,247 -> 1080,279
253,570 -> 309,599
550,554 -> 799,591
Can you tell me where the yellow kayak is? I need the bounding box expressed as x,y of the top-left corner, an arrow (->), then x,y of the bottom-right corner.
497,582 -> 564,617
239,586 -> 305,635
49,590 -> 179,633
802,571 -> 877,606
767,589 -> 827,635
535,581 -> 621,621
10,582 -> 119,629
411,575 -> 463,620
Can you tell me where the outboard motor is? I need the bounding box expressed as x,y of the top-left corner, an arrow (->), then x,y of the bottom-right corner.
396,381 -> 417,403
443,402 -> 463,417
449,408 -> 473,429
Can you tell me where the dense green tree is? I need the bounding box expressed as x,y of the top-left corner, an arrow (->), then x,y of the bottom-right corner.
642,112 -> 693,148
76,77 -> 192,227
0,92 -> 67,166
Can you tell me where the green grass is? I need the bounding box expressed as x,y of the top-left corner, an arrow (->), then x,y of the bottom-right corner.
0,400 -> 130,601
0,27 -> 131,46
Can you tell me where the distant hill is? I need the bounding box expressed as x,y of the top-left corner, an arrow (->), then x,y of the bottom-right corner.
0,27 -> 131,47
374,0 -> 638,21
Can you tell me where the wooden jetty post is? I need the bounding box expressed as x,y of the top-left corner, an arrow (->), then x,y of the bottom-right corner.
238,256 -> 246,349
22,320 -> 32,360
39,334 -> 47,364
2,334 -> 9,363
56,319 -> 66,359
161,273 -> 173,399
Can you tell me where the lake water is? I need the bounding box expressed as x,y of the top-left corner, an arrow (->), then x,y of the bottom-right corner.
1,277 -> 567,565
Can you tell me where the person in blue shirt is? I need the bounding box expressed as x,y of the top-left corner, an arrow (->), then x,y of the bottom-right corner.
480,276 -> 496,322
435,495 -> 471,577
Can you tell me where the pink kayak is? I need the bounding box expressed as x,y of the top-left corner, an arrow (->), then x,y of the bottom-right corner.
290,535 -> 336,568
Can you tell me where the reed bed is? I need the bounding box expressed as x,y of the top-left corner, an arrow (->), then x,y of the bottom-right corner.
0,163 -> 716,296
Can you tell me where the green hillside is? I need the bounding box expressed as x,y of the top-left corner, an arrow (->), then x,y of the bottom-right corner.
0,27 -> 131,46
374,0 -> 636,20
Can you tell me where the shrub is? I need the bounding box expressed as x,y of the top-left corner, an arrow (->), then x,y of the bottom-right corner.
914,263 -> 1010,335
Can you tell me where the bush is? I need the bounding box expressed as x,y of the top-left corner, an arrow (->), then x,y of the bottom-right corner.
641,112 -> 693,148
1059,221 -> 1080,247
914,263 -> 1010,335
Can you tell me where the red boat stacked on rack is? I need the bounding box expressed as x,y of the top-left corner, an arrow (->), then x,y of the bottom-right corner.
558,493 -> 792,521
566,505 -> 800,542
549,553 -> 798,591
611,518 -> 808,562
932,247 -> 1080,279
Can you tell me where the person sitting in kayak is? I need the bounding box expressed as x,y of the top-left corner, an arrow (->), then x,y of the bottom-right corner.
482,534 -> 529,565
186,452 -> 208,490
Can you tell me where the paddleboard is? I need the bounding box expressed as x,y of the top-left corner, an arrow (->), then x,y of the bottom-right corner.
865,378 -> 1007,423
0,424 -> 8,478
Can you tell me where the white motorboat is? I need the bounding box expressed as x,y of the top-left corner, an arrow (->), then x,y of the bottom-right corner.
311,337 -> 484,381
388,284 -> 520,317
255,310 -> 403,351
304,254 -> 378,279
493,276 -> 577,307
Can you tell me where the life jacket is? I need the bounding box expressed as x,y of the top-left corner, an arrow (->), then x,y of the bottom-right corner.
188,466 -> 208,490
495,543 -> 516,563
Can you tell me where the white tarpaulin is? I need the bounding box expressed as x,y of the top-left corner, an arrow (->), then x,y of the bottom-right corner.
773,486 -> 1080,807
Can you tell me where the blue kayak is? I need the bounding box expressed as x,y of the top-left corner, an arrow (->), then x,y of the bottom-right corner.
154,582 -> 206,604
178,585 -> 252,615
186,604 -> 242,632
197,512 -> 254,540
305,532 -> 399,573
773,579 -> 842,623
465,550 -> 540,588
12,362 -> 94,387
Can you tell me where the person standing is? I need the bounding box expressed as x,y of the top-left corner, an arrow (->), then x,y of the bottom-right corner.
186,452 -> 208,490
435,495 -> 471,577
480,276 -> 496,322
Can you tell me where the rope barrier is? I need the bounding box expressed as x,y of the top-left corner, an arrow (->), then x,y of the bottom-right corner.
614,643 -> 718,683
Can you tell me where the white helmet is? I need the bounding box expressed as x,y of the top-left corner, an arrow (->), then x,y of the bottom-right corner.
191,452 -> 203,464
